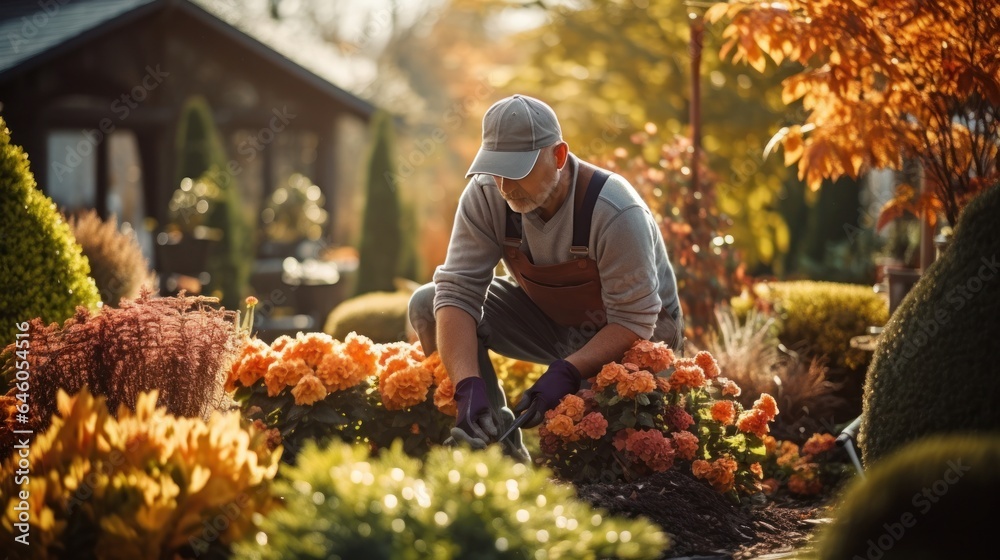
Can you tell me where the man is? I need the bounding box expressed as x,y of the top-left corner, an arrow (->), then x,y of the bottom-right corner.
408,94 -> 683,458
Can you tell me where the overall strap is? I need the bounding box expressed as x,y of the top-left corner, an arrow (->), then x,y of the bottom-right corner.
570,167 -> 611,257
504,209 -> 522,247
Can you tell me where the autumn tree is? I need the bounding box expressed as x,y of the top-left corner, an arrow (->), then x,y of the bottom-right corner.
497,0 -> 796,270
709,0 -> 1000,228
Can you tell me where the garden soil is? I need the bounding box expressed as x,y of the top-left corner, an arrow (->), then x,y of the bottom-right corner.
576,470 -> 836,559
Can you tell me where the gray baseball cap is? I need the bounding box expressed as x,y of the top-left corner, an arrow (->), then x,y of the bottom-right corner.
465,94 -> 562,179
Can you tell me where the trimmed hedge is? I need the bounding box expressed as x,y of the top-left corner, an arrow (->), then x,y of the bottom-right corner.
860,184 -> 1000,466
813,433 -> 1000,560
735,280 -> 889,370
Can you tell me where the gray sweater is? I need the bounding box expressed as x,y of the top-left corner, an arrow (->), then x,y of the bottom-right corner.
433,155 -> 680,339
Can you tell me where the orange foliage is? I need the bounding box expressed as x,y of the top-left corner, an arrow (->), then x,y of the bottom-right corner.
710,0 -> 1000,226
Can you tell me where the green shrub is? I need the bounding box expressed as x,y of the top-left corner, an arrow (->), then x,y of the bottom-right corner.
860,184 -> 1000,466
324,290 -> 412,343
356,110 -> 402,295
0,118 -> 100,346
68,209 -> 153,307
812,434 -> 1000,560
736,280 -> 889,370
235,439 -> 670,560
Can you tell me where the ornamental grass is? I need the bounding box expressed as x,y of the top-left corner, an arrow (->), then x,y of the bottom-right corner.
0,291 -> 241,462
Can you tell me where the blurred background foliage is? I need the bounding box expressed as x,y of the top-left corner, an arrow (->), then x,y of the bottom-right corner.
193,0 -> 890,309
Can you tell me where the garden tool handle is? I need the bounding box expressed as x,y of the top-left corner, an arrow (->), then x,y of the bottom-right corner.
497,397 -> 538,443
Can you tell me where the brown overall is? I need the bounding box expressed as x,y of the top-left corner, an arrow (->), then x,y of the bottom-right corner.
501,157 -> 610,329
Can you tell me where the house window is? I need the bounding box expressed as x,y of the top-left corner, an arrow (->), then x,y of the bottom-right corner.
107,131 -> 154,264
45,129 -> 153,264
46,130 -> 97,211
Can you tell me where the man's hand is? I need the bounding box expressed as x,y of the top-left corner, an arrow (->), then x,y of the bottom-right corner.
512,359 -> 582,429
454,376 -> 498,444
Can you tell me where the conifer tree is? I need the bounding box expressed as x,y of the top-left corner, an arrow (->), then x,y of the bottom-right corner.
173,96 -> 250,310
356,111 -> 402,295
0,118 -> 100,346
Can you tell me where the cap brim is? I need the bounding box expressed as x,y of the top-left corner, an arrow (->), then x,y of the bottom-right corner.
465,149 -> 540,180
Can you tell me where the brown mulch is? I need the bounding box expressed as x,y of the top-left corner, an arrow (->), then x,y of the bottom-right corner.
576,470 -> 835,559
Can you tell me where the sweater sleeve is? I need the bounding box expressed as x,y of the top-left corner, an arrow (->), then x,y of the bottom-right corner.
432,179 -> 503,322
594,205 -> 663,339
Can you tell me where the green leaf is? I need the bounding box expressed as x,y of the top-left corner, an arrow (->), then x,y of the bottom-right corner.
621,410 -> 636,429
285,404 -> 309,424
637,394 -> 650,406
310,406 -> 347,426
608,395 -> 622,406
637,412 -> 656,428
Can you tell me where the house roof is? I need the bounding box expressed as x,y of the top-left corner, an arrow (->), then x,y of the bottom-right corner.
0,0 -> 376,118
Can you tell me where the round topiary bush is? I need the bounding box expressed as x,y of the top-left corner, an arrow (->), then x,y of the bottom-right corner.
860,184 -> 1000,467
324,290 -> 413,343
813,433 -> 1000,560
0,118 -> 100,345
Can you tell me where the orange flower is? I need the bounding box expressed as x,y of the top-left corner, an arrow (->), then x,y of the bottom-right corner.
753,393 -> 779,421
616,370 -> 657,398
788,471 -> 823,496
546,414 -> 579,441
554,394 -> 586,422
710,400 -> 737,425
283,332 -> 336,368
691,455 -> 738,493
655,376 -> 671,393
803,433 -> 836,456
669,364 -> 706,390
381,363 -> 432,410
761,478 -> 780,495
316,352 -> 369,393
227,338 -> 277,391
623,429 -> 675,472
264,358 -> 311,396
763,435 -> 778,455
342,331 -> 378,372
423,351 -> 450,384
594,362 -> 627,391
717,377 -> 742,397
622,339 -> 675,372
291,374 -> 328,405
434,376 -> 457,417
671,431 -> 699,461
378,341 -> 424,367
694,351 -> 720,380
749,462 -> 764,479
777,441 -> 801,467
736,408 -> 771,438
270,335 -> 294,353
577,412 -> 608,439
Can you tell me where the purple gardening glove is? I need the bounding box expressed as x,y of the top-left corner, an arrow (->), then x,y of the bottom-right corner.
452,376 -> 499,446
512,359 -> 582,429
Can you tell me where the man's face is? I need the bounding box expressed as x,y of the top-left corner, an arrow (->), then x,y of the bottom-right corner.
493,146 -> 561,215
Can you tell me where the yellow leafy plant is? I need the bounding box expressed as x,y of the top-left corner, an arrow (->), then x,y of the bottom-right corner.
0,386 -> 280,559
